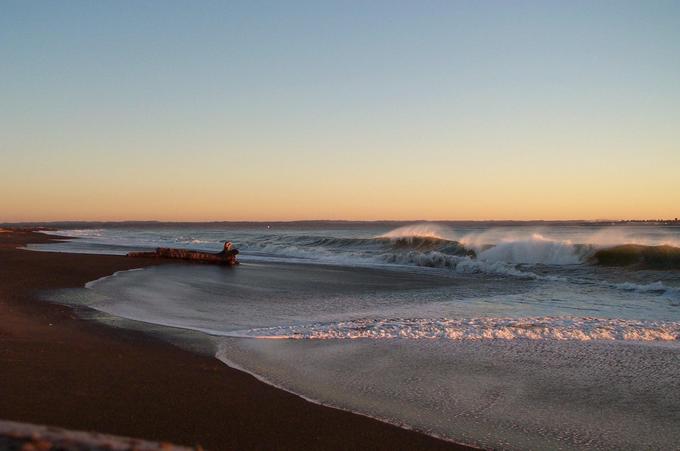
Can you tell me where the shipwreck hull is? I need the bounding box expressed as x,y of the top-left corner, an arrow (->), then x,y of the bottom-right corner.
128,247 -> 239,265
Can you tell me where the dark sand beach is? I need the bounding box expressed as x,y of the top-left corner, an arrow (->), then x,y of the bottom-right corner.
0,230 -> 471,450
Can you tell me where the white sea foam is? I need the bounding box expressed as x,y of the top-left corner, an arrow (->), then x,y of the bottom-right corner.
475,234 -> 585,265
377,223 -> 456,240
236,317 -> 680,342
456,226 -> 680,250
42,228 -> 105,238
611,281 -> 680,302
84,267 -> 146,289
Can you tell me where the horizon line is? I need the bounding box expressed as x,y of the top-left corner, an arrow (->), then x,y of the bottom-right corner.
3,218 -> 679,225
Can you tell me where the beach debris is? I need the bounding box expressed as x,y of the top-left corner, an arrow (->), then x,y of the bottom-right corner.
0,419 -> 198,451
127,243 -> 239,265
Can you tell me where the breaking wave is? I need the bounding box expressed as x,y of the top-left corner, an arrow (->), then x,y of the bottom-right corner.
592,245 -> 680,269
45,223 -> 680,272
236,317 -> 680,342
242,228 -> 584,269
475,234 -> 592,265
377,223 -> 455,241
372,225 -> 680,268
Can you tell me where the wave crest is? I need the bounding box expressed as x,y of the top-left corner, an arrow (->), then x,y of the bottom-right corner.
476,234 -> 592,265
377,223 -> 455,241
592,245 -> 680,270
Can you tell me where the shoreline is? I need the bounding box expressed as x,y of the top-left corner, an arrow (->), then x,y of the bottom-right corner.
0,230 -> 474,450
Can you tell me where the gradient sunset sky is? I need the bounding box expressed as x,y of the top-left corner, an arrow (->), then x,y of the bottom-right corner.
2,1 -> 679,222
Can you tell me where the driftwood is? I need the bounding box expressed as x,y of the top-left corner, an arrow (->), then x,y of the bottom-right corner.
128,247 -> 239,265
0,419 -> 194,451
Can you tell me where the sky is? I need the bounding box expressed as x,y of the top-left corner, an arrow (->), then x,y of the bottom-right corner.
1,0 -> 679,222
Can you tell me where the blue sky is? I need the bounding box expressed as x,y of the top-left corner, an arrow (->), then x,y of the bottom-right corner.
2,1 -> 679,220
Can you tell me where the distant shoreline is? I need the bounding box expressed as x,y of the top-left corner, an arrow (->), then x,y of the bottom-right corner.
3,218 -> 680,230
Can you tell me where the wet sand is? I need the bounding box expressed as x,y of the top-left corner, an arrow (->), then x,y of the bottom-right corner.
0,230 -> 472,450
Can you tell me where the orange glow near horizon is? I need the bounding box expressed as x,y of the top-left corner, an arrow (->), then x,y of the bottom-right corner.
3,2 -> 679,223
2,164 -> 679,223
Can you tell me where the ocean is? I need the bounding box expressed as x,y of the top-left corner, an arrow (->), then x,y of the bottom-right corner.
30,221 -> 680,450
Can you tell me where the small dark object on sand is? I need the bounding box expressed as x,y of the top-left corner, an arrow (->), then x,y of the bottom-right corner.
128,242 -> 239,265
